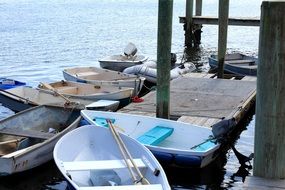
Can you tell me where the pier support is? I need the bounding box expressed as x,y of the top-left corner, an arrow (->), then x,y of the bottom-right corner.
254,1 -> 285,179
194,0 -> 203,46
185,0 -> 194,48
217,0 -> 229,78
156,0 -> 173,119
195,0 -> 202,16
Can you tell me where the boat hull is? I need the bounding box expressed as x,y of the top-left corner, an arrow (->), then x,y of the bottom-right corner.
0,78 -> 26,90
0,91 -> 34,112
208,53 -> 258,76
99,54 -> 148,72
38,81 -> 133,108
53,125 -> 170,189
0,105 -> 81,176
62,67 -> 145,96
0,86 -> 120,112
81,110 -> 221,168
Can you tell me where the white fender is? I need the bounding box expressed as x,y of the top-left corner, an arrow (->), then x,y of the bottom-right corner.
123,62 -> 196,83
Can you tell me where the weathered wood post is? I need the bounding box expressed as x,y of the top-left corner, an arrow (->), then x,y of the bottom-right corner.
185,0 -> 194,48
195,0 -> 202,16
217,0 -> 229,78
194,0 -> 203,46
156,0 -> 173,119
254,1 -> 285,179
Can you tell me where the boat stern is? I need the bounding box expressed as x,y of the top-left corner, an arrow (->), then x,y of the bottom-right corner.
0,157 -> 14,176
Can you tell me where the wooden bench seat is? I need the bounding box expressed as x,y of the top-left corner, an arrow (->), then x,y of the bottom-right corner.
56,86 -> 78,94
137,126 -> 174,146
63,158 -> 146,171
76,72 -> 99,78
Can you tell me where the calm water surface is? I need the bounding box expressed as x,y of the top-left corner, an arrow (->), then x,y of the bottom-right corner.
0,0 -> 261,189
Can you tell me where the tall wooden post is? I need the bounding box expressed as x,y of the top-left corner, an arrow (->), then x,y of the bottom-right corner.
195,0 -> 202,16
217,0 -> 229,78
194,0 -> 203,46
156,0 -> 173,119
254,1 -> 285,179
185,0 -> 194,48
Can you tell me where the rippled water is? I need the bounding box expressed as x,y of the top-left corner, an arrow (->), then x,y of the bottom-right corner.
0,0 -> 261,189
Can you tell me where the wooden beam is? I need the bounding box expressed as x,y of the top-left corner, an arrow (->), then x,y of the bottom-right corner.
179,16 -> 260,26
254,1 -> 285,179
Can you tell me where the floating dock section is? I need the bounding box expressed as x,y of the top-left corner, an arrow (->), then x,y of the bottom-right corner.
119,73 -> 256,127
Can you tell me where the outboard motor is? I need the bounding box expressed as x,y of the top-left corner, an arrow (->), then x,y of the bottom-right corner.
124,42 -> 137,57
211,118 -> 237,140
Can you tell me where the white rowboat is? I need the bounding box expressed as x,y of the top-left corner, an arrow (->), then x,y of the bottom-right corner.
0,86 -> 119,112
53,125 -> 170,190
63,67 -> 145,96
81,110 -> 222,168
38,80 -> 133,107
99,54 -> 148,72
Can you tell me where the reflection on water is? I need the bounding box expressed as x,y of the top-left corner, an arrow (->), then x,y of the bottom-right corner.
0,160 -> 67,190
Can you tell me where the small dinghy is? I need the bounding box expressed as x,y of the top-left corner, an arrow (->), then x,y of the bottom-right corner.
81,110 -> 224,168
38,81 -> 133,107
0,86 -> 119,112
208,53 -> 258,76
63,67 -> 145,96
0,78 -> 26,90
123,62 -> 196,84
53,125 -> 170,190
99,43 -> 148,72
0,105 -> 81,176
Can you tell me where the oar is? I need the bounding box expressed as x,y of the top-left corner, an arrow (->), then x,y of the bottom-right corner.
107,120 -> 138,183
0,138 -> 22,145
107,120 -> 150,185
40,82 -> 72,104
0,88 -> 39,105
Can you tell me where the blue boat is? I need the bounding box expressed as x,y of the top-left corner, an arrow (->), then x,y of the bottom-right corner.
0,78 -> 26,90
208,53 -> 258,76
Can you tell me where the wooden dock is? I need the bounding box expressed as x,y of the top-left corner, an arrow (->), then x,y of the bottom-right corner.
119,73 -> 256,127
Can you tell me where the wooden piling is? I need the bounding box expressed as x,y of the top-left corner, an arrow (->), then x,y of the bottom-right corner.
217,0 -> 229,78
195,0 -> 202,16
185,0 -> 194,48
254,1 -> 285,179
156,0 -> 173,119
194,0 -> 203,46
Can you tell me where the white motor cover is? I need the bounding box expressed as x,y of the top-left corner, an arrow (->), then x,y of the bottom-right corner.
124,42 -> 137,56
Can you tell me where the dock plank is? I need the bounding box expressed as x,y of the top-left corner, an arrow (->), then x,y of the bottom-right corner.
120,76 -> 256,122
178,116 -> 221,127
